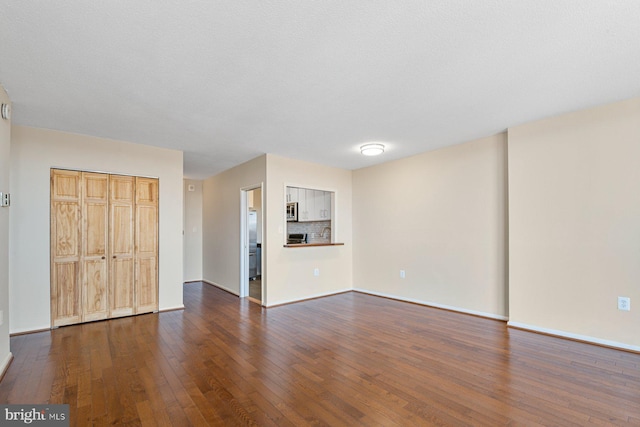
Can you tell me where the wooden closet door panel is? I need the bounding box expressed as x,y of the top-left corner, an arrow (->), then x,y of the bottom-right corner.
135,177 -> 158,314
135,178 -> 158,205
111,258 -> 133,314
82,172 -> 109,322
109,175 -> 135,318
136,206 -> 157,253
52,170 -> 81,200
51,169 -> 82,327
136,257 -> 157,311
54,202 -> 81,257
52,262 -> 80,325
83,260 -> 107,320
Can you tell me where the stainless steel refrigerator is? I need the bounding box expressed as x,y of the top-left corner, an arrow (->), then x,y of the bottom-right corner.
248,210 -> 258,280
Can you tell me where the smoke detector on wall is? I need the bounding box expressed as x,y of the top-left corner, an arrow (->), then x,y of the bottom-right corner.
1,104 -> 10,120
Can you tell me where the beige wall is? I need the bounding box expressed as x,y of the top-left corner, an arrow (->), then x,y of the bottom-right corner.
353,134 -> 508,319
508,97 -> 640,350
9,126 -> 184,333
184,179 -> 203,282
0,86 -> 11,372
202,155 -> 266,294
202,154 -> 351,305
265,154 -> 353,306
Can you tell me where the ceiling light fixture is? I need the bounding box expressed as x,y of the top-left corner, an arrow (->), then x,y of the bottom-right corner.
360,143 -> 385,156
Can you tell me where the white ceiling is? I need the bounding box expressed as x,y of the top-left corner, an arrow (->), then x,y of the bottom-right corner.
1,1 -> 639,179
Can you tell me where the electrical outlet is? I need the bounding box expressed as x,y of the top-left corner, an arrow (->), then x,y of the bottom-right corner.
618,297 -> 630,311
314,268 -> 320,277
400,270 -> 406,279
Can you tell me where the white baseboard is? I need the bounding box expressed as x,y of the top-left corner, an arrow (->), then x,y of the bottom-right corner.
0,352 -> 13,379
10,325 -> 51,335
266,288 -> 352,308
507,321 -> 640,353
353,288 -> 509,321
159,305 -> 185,312
201,280 -> 240,296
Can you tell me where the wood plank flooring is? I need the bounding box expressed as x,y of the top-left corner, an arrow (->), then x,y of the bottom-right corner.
1,282 -> 639,426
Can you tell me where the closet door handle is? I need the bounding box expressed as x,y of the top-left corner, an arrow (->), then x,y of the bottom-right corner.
101,256 -> 106,260
112,255 -> 117,259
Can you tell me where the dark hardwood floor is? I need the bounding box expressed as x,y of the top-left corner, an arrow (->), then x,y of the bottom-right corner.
1,282 -> 639,426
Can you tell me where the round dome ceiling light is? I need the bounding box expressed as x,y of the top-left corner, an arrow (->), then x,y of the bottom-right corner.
360,143 -> 385,156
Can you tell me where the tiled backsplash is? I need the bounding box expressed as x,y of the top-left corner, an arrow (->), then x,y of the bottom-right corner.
288,220 -> 331,243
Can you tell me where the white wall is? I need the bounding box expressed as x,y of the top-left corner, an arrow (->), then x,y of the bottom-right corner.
353,134 -> 508,319
183,179 -> 203,282
202,155 -> 266,295
508,97 -> 640,350
0,86 -> 12,373
10,126 -> 184,333
265,154 -> 353,306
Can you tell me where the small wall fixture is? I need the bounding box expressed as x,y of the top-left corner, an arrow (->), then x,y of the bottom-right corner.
1,104 -> 9,121
360,143 -> 385,156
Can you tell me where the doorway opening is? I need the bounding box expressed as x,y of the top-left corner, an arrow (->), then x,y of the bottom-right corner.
240,185 -> 263,304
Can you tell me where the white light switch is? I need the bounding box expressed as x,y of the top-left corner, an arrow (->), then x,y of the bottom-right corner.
0,310 -> 3,326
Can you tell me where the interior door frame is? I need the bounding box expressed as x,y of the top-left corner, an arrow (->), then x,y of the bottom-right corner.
240,183 -> 264,303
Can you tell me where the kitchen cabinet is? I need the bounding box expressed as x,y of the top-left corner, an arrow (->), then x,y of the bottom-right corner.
286,187 -> 299,203
311,190 -> 331,220
286,186 -> 332,222
323,191 -> 332,220
298,189 -> 314,221
311,190 -> 323,220
298,189 -> 330,221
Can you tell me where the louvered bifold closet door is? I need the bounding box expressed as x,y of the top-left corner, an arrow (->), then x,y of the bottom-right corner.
81,172 -> 109,322
51,170 -> 83,327
109,175 -> 135,318
134,177 -> 159,314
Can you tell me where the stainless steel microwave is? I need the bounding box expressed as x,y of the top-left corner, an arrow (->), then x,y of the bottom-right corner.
286,202 -> 298,222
